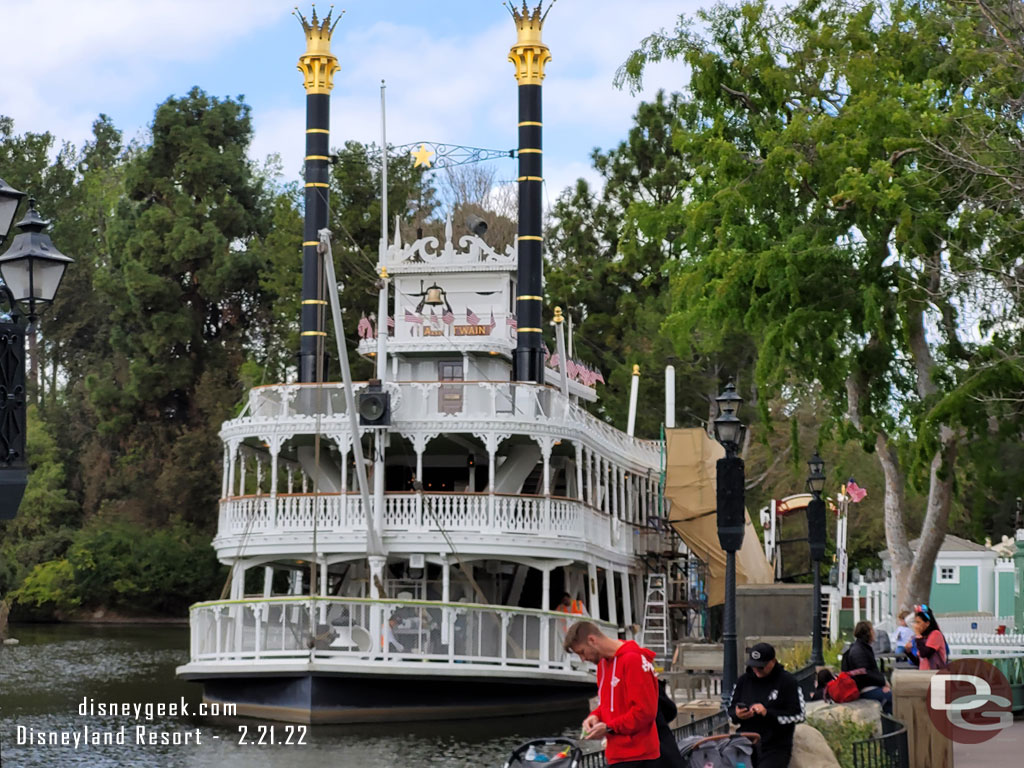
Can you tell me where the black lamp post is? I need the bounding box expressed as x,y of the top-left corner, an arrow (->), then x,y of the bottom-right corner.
713,380 -> 745,706
806,452 -> 827,666
0,194 -> 72,519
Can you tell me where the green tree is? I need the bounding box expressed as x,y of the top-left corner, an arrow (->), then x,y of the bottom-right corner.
0,407 -> 80,597
618,0 -> 1024,608
87,87 -> 273,524
546,93 -> 756,438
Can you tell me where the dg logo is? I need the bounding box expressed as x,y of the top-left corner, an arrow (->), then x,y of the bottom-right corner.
927,658 -> 1013,744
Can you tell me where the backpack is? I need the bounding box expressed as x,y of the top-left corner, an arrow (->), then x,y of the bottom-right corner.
825,671 -> 860,703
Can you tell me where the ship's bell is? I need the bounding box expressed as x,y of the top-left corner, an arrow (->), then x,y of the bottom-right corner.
423,285 -> 445,305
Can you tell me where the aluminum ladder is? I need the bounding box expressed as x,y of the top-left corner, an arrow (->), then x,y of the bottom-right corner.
641,573 -> 670,660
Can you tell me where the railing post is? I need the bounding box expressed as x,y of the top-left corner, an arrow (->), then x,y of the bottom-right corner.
501,612 -> 510,666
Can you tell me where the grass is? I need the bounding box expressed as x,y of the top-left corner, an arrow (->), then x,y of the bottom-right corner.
808,718 -> 875,768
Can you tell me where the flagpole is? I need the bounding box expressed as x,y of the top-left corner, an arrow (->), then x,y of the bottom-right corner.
372,80 -> 389,576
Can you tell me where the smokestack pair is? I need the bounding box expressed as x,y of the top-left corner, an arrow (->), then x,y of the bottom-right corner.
295,4 -> 552,384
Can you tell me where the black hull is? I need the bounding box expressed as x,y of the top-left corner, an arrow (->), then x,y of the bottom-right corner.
193,672 -> 593,724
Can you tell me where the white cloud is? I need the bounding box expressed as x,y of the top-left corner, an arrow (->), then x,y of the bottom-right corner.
4,0 -> 704,205
1,0 -> 288,146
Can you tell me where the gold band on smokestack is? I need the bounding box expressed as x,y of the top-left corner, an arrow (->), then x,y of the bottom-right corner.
508,1 -> 553,383
296,6 -> 341,383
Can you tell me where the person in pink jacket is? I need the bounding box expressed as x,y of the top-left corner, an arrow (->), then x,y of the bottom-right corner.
564,621 -> 661,767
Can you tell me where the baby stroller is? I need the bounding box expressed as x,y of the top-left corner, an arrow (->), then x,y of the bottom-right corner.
503,738 -> 582,768
676,732 -> 760,768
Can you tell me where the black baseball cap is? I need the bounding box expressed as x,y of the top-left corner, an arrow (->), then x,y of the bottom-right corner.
746,642 -> 776,668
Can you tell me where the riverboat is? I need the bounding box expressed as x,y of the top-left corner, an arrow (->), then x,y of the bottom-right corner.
176,5 -> 682,723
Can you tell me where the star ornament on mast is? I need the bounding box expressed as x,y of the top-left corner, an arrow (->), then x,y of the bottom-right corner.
411,144 -> 435,168
506,1 -> 555,85
295,5 -> 343,94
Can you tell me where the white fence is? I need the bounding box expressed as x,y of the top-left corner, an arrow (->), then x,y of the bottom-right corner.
188,596 -> 615,672
937,615 -> 1015,635
217,492 -> 641,555
947,633 -> 1024,658
825,577 -> 1020,646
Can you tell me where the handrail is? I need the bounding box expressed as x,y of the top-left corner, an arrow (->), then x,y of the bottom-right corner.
235,380 -> 662,456
851,713 -> 909,768
580,710 -> 730,768
221,490 -> 594,501
187,594 -> 617,627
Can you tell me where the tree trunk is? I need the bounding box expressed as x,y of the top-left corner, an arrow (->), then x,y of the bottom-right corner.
903,426 -> 958,608
876,433 -> 914,608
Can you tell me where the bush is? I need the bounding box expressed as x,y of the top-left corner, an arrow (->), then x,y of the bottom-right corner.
67,517 -> 224,615
809,718 -> 875,768
12,559 -> 81,610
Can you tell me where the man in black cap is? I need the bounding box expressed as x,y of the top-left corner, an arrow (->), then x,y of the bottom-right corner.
726,642 -> 805,768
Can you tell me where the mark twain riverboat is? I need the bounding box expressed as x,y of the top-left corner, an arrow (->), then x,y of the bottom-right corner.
176,5 -> 682,723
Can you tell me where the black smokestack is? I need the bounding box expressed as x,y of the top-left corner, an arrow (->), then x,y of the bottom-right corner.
296,8 -> 341,383
508,3 -> 552,384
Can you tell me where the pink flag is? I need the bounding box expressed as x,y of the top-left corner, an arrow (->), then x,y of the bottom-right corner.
595,369 -> 605,385
846,480 -> 867,503
442,309 -> 455,325
466,307 -> 480,325
507,314 -> 517,330
405,309 -> 423,325
567,359 -> 578,379
549,353 -> 560,369
387,315 -> 395,329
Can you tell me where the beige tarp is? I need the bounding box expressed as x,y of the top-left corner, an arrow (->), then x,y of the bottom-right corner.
664,428 -> 774,606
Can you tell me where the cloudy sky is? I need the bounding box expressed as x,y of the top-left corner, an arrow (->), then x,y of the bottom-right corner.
1,0 -> 703,201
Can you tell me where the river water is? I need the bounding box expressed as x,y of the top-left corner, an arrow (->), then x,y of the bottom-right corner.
1,624 -> 592,768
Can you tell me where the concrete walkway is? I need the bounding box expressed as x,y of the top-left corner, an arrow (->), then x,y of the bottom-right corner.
953,718 -> 1024,764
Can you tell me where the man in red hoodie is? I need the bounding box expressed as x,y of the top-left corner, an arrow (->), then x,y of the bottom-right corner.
564,621 -> 662,767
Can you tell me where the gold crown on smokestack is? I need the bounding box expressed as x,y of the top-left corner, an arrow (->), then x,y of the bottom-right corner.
507,1 -> 554,84
295,5 -> 343,93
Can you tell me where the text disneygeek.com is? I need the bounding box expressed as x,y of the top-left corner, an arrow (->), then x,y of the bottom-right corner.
11,697 -> 307,749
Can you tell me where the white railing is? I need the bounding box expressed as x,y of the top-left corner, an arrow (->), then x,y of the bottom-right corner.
188,596 -> 614,672
825,577 -> 1020,644
947,633 -> 1024,658
232,381 -> 660,469
217,492 -> 644,550
937,615 -> 1016,635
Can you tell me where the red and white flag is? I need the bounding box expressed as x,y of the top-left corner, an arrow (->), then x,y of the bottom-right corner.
549,353 -> 560,369
442,308 -> 455,325
430,309 -> 441,328
405,309 -> 423,325
357,314 -> 373,339
507,314 -> 517,330
466,307 -> 480,325
387,315 -> 395,330
846,479 -> 867,503
595,369 -> 605,385
567,359 -> 578,379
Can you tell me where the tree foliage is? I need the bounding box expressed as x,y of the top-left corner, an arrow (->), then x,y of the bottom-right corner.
546,92 -> 757,438
0,93 -> 442,616
618,0 -> 1024,606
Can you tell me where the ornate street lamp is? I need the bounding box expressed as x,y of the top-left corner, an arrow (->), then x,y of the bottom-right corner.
0,178 -> 26,242
0,197 -> 72,519
806,452 -> 827,666
713,380 -> 745,706
0,200 -> 74,320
